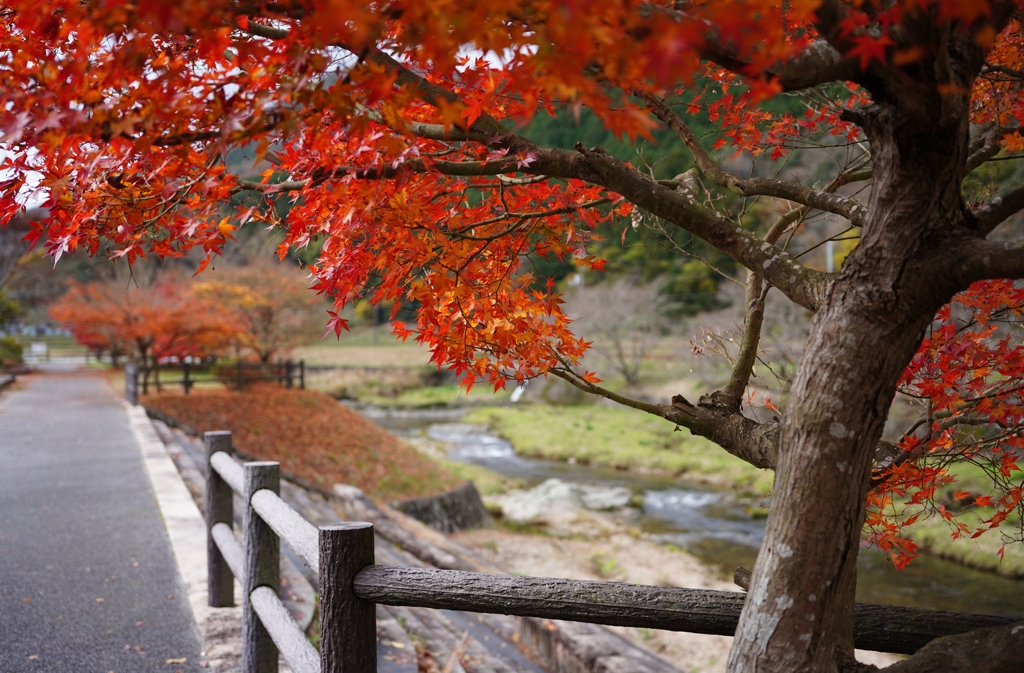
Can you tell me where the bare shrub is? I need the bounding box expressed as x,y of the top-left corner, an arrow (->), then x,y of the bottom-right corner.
565,278 -> 665,385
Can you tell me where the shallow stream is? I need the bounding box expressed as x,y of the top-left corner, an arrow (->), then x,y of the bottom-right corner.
358,405 -> 1024,619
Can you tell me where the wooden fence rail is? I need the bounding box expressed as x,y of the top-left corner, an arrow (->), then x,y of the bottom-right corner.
203,431 -> 1021,673
124,361 -> 305,401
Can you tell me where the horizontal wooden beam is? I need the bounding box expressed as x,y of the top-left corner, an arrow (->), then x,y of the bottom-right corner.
353,565 -> 1020,655
211,522 -> 245,582
250,585 -> 320,673
210,450 -> 244,495
250,488 -> 320,575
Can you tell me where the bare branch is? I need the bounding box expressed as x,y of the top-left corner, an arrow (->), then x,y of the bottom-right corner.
635,90 -> 867,226
723,273 -> 767,407
240,20 -> 289,40
356,105 -> 493,143
551,368 -> 779,470
525,142 -> 832,311
980,62 -> 1024,80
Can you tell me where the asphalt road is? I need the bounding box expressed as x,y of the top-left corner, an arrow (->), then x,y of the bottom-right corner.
0,370 -> 203,672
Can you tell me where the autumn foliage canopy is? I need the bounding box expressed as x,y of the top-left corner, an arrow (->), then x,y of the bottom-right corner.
48,278 -> 239,364
4,0 -> 1024,613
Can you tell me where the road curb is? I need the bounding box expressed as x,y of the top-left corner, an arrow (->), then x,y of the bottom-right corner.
126,402 -> 246,671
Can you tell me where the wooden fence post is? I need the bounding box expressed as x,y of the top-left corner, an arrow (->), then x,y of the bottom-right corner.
243,461 -> 281,673
183,362 -> 192,395
285,360 -> 293,389
319,522 -> 376,673
205,431 -> 234,607
237,360 -> 244,392
299,360 -> 305,390
124,364 -> 139,406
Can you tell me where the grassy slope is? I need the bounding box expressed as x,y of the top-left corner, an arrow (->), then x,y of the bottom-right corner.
145,384 -> 462,502
465,404 -> 772,495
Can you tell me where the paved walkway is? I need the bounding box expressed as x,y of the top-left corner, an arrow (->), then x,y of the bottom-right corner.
0,370 -> 203,672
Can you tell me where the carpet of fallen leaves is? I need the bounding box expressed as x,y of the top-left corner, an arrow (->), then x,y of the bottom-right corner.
144,384 -> 461,502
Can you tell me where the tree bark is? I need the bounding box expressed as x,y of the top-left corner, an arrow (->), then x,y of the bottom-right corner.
728,68 -> 980,671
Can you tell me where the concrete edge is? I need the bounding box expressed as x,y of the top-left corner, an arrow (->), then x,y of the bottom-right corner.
125,402 -> 244,669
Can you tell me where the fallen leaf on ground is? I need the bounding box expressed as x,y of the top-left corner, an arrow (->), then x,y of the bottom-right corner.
164,658 -> 187,664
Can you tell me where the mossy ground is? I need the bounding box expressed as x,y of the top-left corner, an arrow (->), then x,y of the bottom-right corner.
464,404 -> 772,495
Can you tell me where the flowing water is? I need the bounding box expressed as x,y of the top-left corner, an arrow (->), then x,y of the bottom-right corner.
358,405 -> 1024,619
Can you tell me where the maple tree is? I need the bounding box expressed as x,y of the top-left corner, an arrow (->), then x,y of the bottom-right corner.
4,1 -> 1024,671
49,278 -> 240,388
193,261 -> 318,362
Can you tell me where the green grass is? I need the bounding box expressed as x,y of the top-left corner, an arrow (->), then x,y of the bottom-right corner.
464,404 -> 772,494
908,508 -> 1024,577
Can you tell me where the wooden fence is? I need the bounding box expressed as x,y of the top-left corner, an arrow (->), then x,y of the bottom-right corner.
203,430 -> 1019,673
125,361 -> 305,403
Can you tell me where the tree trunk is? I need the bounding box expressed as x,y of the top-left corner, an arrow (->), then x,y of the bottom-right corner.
728,91 -> 977,672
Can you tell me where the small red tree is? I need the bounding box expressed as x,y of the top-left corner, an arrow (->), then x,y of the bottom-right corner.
6,2 -> 1024,670
49,279 -> 240,387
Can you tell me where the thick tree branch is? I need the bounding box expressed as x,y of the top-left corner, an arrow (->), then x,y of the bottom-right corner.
551,368 -> 779,470
975,183 -> 1024,234
634,90 -> 867,226
698,39 -> 861,92
966,125 -> 1019,174
523,142 -> 831,311
691,0 -> 862,91
951,237 -> 1024,285
882,620 -> 1024,673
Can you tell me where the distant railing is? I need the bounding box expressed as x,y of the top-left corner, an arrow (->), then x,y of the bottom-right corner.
124,361 -> 305,403
202,430 -> 1020,673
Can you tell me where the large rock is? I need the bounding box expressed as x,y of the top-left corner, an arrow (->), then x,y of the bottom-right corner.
497,479 -> 633,523
392,480 -> 493,533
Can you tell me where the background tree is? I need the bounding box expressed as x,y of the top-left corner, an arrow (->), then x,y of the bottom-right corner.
564,277 -> 666,385
49,279 -> 240,389
4,2 -> 1024,671
193,261 -> 319,363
